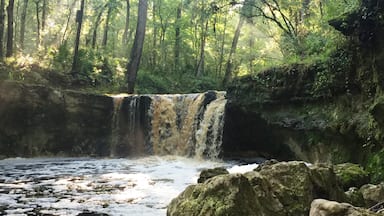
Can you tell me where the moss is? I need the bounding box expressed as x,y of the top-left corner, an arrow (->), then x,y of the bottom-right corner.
334,163 -> 370,190
366,149 -> 384,184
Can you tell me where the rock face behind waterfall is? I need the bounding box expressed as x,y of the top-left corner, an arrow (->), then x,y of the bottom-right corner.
167,161 -> 346,216
0,81 -> 113,157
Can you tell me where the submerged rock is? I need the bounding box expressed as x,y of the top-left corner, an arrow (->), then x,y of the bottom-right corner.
77,212 -> 109,216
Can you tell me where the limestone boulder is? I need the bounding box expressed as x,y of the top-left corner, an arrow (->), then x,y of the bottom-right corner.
309,199 -> 383,216
360,184 -> 384,207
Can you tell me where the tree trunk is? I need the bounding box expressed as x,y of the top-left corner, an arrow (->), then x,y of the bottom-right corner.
126,0 -> 148,94
196,19 -> 208,77
62,0 -> 76,44
301,0 -> 310,22
71,0 -> 85,75
92,3 -> 107,49
41,0 -> 47,31
151,0 -> 157,67
14,0 -> 18,49
102,2 -> 112,48
122,0 -> 130,45
174,2 -> 182,70
217,14 -> 228,77
35,0 -> 41,49
19,0 -> 28,51
6,0 -> 15,57
223,17 -> 244,85
0,0 -> 5,58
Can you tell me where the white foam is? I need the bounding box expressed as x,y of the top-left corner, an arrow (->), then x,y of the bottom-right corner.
0,156 -> 225,216
227,163 -> 259,174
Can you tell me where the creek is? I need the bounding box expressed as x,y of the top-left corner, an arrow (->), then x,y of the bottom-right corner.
0,156 -> 235,215
0,91 -> 258,215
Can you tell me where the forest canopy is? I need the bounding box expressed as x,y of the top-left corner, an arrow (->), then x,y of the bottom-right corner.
0,0 -> 359,93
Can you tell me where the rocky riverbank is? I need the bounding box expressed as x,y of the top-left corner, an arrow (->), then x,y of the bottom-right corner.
167,161 -> 384,216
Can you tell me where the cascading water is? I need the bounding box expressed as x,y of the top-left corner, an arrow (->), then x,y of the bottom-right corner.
110,91 -> 227,159
110,95 -> 125,157
194,92 -> 226,159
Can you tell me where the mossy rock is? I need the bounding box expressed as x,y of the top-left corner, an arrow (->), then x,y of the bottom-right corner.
334,163 -> 370,190
168,161 -> 346,216
345,187 -> 365,207
167,174 -> 264,216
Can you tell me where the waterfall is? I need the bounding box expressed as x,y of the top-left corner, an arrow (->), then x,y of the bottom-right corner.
110,91 -> 227,159
195,92 -> 226,159
110,94 -> 125,157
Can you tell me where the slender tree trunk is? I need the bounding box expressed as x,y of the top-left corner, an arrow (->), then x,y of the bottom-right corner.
6,0 -> 15,57
122,0 -> 130,45
42,0 -> 47,31
174,2 -> 182,71
62,0 -> 76,43
92,3 -> 107,49
35,0 -> 41,49
301,0 -> 310,22
196,19 -> 208,77
126,0 -> 148,93
14,0 -> 18,49
41,0 -> 47,50
159,10 -> 167,69
0,0 -> 5,58
102,3 -> 112,48
223,17 -> 244,85
151,0 -> 157,67
217,14 -> 228,77
19,0 -> 28,51
71,0 -> 85,75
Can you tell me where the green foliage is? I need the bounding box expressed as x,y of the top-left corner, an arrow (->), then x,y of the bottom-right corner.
334,163 -> 370,190
0,0 -> 367,94
51,41 -> 71,71
311,47 -> 352,97
366,149 -> 384,183
136,70 -> 222,94
75,49 -> 122,86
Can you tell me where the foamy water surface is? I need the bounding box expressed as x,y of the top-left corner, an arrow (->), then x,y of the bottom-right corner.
0,156 -> 257,216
